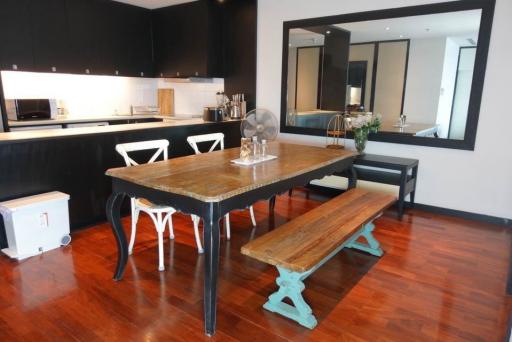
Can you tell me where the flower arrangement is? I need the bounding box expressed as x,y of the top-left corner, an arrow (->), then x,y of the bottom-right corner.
348,113 -> 382,154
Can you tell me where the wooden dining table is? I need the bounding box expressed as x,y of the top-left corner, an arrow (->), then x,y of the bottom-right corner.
105,142 -> 357,335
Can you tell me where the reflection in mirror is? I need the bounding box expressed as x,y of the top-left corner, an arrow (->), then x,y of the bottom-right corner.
286,9 -> 482,140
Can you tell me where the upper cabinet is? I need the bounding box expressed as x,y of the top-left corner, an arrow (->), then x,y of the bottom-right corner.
0,0 -> 256,90
65,0 -> 100,75
29,0 -> 73,73
152,1 -> 223,78
0,0 -> 153,77
94,0 -> 153,77
0,0 -> 34,71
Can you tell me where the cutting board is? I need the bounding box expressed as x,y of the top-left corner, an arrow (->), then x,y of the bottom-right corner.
158,89 -> 174,116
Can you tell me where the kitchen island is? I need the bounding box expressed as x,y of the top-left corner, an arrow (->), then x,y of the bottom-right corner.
0,120 -> 241,248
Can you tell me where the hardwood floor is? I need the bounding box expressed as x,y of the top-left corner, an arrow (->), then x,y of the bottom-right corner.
0,188 -> 510,341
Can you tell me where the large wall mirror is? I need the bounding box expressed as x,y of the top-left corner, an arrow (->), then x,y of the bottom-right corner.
280,1 -> 495,150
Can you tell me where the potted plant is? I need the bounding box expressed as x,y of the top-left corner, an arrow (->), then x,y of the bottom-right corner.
350,113 -> 381,155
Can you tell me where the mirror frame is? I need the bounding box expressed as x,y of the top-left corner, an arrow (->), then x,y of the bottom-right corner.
280,0 -> 496,150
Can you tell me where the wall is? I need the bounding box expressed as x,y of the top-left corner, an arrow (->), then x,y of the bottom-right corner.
287,47 -> 298,109
436,37 -> 460,138
1,71 -> 157,117
373,41 -> 408,123
1,71 -> 225,118
403,37 -> 446,125
156,78 -> 224,116
450,48 -> 477,139
296,47 -> 321,111
257,0 -> 512,220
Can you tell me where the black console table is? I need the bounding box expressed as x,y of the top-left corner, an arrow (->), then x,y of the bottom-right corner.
336,154 -> 419,219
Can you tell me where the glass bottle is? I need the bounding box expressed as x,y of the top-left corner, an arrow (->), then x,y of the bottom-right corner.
261,139 -> 267,159
252,136 -> 260,160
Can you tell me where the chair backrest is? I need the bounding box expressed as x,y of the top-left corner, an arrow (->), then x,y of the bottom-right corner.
115,139 -> 169,167
187,133 -> 224,155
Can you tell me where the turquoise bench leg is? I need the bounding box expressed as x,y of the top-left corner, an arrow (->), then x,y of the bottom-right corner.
263,267 -> 317,329
346,222 -> 383,257
263,220 -> 383,329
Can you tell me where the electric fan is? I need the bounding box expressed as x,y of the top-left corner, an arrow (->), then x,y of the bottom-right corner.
240,108 -> 278,142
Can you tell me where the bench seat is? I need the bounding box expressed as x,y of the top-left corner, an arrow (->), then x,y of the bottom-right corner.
241,188 -> 395,329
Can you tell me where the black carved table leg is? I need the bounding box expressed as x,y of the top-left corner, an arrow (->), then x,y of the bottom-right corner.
106,192 -> 128,280
202,202 -> 221,336
348,166 -> 358,189
269,195 -> 276,214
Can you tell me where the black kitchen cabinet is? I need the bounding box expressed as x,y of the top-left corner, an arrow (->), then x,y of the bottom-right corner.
152,0 -> 223,78
0,0 -> 153,77
222,0 -> 257,110
29,0 -> 74,73
113,2 -> 154,77
93,0 -> 125,76
92,0 -> 153,77
0,0 -> 256,88
65,0 -> 97,74
0,0 -> 34,71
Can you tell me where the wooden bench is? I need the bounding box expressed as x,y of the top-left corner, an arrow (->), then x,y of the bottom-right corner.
241,189 -> 395,329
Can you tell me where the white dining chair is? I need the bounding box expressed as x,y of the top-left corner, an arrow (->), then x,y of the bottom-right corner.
187,133 -> 257,243
115,139 -> 203,270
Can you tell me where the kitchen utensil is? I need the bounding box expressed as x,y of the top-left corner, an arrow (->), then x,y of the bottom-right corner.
203,106 -> 225,122
131,105 -> 160,115
230,104 -> 241,119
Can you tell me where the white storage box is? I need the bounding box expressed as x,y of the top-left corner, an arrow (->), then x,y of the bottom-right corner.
0,191 -> 71,260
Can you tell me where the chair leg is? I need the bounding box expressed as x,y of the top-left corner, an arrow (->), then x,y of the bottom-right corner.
156,212 -> 165,272
225,213 -> 231,240
129,198 -> 139,256
167,213 -> 175,240
249,206 -> 256,227
192,215 -> 204,254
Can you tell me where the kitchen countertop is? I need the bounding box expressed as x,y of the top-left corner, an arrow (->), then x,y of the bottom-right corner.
0,119 -> 239,144
379,122 -> 439,136
7,114 -> 202,127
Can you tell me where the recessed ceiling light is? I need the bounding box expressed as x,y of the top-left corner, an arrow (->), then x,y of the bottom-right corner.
399,35 -> 404,38
385,27 -> 390,31
289,43 -> 292,47
326,30 -> 331,34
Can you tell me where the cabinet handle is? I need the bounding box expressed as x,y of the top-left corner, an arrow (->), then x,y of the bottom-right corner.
195,71 -> 199,76
140,72 -> 144,77
115,70 -> 119,75
177,71 -> 180,77
160,73 -> 163,77
52,66 -> 57,72
85,69 -> 90,74
12,64 -> 18,70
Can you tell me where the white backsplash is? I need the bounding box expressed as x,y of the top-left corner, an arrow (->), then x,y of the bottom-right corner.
157,78 -> 224,116
1,71 -> 225,118
1,71 -> 158,117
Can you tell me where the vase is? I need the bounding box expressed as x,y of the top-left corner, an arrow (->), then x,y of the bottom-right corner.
354,129 -> 368,155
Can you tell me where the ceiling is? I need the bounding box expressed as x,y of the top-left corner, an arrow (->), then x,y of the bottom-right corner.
112,0 -> 196,9
290,9 -> 481,46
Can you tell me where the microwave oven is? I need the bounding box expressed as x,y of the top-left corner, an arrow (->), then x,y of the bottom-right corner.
5,99 -> 58,121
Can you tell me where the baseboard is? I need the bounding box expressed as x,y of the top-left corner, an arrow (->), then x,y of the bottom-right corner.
304,184 -> 511,227
412,203 -> 511,227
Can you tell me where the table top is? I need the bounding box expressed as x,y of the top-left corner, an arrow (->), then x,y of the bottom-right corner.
106,142 -> 356,202
355,153 -> 419,170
